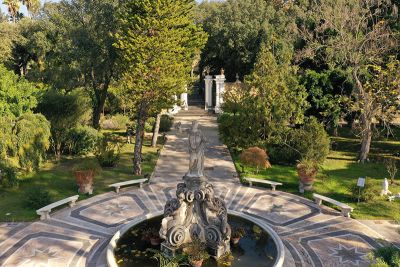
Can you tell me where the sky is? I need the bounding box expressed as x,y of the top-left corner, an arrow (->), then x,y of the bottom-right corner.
1,0 -> 205,16
1,0 -> 58,15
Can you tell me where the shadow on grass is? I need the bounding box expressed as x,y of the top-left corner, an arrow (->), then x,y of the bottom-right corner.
0,138 -> 161,222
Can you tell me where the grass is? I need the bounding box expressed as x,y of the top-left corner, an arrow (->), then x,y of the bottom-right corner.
0,134 -> 162,222
233,126 -> 400,221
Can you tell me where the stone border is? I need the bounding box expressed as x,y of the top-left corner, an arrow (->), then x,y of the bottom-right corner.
107,210 -> 164,267
106,210 -> 285,267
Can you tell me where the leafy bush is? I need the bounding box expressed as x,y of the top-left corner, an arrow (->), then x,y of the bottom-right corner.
0,163 -> 18,188
13,113 -> 51,171
268,144 -> 300,165
37,90 -> 89,158
370,246 -> 400,267
25,187 -> 52,209
293,117 -> 330,163
101,114 -> 130,130
145,117 -> 156,133
268,117 -> 330,166
96,137 -> 123,167
239,147 -> 271,173
66,125 -> 102,155
0,64 -> 39,117
350,179 -> 379,202
159,115 -> 174,132
218,113 -> 255,150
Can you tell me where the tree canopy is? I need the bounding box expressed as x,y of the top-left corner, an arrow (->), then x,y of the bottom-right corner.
114,0 -> 207,174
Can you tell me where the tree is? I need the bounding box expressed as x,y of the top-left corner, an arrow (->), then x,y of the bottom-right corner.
0,64 -> 38,117
220,45 -> 307,149
22,0 -> 40,17
115,0 -> 207,175
298,0 -> 399,162
199,0 -> 299,80
36,90 -> 89,159
3,0 -> 21,23
12,113 -> 51,171
300,68 -> 352,134
43,0 -> 119,129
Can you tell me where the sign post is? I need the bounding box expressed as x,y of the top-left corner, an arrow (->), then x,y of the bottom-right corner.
357,177 -> 366,205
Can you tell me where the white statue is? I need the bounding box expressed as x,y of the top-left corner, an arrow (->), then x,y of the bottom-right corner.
186,121 -> 206,178
380,178 -> 392,196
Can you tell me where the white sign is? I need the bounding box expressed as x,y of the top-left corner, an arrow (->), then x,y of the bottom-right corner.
357,177 -> 366,187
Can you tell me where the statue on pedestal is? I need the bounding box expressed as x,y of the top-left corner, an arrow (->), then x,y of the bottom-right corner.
381,178 -> 392,196
160,121 -> 231,259
187,121 -> 206,178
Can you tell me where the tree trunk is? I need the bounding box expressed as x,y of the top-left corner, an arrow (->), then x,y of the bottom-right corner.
151,113 -> 161,148
359,115 -> 372,163
133,106 -> 147,175
353,69 -> 372,163
92,89 -> 108,129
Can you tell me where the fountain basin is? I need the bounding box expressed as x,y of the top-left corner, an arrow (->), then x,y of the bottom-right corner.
107,210 -> 284,267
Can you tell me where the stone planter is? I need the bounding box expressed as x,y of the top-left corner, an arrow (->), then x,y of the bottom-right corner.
190,259 -> 204,267
296,164 -> 318,193
74,170 -> 94,195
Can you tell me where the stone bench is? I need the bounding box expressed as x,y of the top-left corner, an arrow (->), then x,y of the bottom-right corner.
109,178 -> 148,193
313,193 -> 353,218
244,177 -> 283,191
36,195 -> 79,220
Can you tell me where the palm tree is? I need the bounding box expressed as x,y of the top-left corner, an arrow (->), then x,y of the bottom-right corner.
22,0 -> 40,17
3,0 -> 21,23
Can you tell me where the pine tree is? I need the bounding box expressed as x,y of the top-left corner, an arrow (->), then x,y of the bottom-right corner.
114,0 -> 207,175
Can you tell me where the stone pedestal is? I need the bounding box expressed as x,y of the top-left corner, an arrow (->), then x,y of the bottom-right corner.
204,75 -> 213,111
159,121 -> 231,259
214,74 -> 225,114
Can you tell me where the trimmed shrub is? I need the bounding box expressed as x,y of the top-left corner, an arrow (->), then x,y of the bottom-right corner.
101,114 -> 130,130
239,147 -> 271,173
159,115 -> 174,132
268,145 -> 300,165
66,125 -> 102,155
25,187 -> 52,209
268,117 -> 330,166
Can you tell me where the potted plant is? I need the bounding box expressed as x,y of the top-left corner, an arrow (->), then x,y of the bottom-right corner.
142,227 -> 162,246
184,238 -> 210,267
293,117 -> 330,193
296,159 -> 319,193
230,227 -> 245,245
73,161 -> 100,195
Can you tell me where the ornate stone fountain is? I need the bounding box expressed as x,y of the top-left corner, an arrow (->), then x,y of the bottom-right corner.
159,121 -> 231,258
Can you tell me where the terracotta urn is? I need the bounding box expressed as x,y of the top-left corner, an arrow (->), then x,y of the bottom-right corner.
296,164 -> 318,193
190,259 -> 204,267
74,170 -> 94,195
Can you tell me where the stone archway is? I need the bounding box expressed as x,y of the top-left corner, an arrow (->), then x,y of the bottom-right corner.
204,70 -> 226,114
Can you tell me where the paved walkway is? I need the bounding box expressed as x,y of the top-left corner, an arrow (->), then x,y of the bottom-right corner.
0,111 -> 391,267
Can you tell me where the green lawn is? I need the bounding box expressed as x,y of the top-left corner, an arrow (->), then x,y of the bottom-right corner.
233,127 -> 400,221
0,136 -> 161,222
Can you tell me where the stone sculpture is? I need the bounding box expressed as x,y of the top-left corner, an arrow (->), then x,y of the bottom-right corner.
380,178 -> 392,196
160,121 -> 231,259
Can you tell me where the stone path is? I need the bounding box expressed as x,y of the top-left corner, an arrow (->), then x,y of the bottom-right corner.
0,110 -> 391,267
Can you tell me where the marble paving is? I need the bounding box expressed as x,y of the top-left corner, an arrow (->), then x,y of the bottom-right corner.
0,111 -> 390,267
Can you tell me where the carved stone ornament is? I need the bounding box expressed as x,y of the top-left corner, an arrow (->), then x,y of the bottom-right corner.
159,121 -> 231,258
